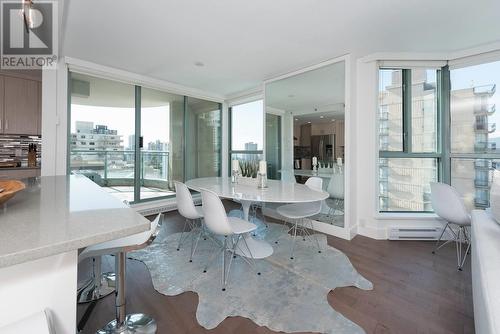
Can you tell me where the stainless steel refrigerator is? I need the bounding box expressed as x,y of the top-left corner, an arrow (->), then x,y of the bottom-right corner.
311,134 -> 334,163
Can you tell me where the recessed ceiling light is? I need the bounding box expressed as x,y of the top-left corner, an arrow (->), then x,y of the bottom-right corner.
295,118 -> 298,121
307,121 -> 311,124
320,116 -> 324,119
194,61 -> 204,67
331,119 -> 335,122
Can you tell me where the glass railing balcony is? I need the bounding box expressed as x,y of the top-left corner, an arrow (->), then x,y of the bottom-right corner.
473,84 -> 496,96
475,197 -> 490,208
474,179 -> 491,188
69,149 -> 169,189
475,104 -> 496,116
475,122 -> 496,133
474,159 -> 492,170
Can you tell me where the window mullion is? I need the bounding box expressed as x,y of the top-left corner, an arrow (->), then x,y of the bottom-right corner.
402,69 -> 412,153
440,66 -> 451,184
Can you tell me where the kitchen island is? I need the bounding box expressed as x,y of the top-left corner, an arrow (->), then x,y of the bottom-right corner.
0,175 -> 150,333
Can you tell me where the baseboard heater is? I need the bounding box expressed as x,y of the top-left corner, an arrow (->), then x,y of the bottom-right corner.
388,227 -> 443,240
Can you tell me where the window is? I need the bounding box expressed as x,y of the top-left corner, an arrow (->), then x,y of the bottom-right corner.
229,100 -> 264,166
69,72 -> 222,203
378,68 -> 440,212
450,60 -> 500,209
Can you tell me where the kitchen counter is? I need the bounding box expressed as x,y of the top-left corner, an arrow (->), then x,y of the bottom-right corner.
0,166 -> 41,170
0,174 -> 150,268
293,169 -> 343,178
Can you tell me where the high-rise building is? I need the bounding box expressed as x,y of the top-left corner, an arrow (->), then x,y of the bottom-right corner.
450,84 -> 496,209
379,70 -> 496,211
378,70 -> 437,211
70,122 -> 124,166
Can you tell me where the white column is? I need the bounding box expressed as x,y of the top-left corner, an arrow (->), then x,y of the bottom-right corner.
41,60 -> 68,176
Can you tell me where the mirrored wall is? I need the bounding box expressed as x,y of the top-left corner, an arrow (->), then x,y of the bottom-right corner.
265,61 -> 346,227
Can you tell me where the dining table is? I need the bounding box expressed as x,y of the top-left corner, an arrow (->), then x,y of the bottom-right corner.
185,176 -> 329,259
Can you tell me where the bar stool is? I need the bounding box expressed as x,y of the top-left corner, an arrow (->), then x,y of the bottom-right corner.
77,256 -> 115,304
80,213 -> 163,334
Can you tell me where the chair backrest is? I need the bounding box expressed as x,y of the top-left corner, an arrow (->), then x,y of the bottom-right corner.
200,188 -> 233,236
280,170 -> 297,183
430,182 -> 470,225
0,310 -> 53,334
174,181 -> 201,219
305,177 -> 323,213
305,176 -> 323,192
327,173 -> 344,199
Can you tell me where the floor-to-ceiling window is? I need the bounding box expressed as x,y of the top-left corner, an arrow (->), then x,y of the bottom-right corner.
378,68 -> 440,212
450,60 -> 500,210
229,100 -> 264,168
69,73 -> 137,202
265,112 -> 281,179
68,72 -> 222,203
185,97 -> 222,180
139,87 -> 183,201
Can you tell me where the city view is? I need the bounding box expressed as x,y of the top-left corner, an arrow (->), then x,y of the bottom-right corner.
69,73 -> 223,203
379,61 -> 500,211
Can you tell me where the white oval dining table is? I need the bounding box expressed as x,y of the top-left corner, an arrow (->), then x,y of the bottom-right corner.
185,177 -> 329,259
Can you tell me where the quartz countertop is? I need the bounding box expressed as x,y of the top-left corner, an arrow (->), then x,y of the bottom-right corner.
0,175 -> 150,268
0,166 -> 41,171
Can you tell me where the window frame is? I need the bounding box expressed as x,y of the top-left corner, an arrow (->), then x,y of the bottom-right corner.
227,99 -> 264,175
378,67 -> 445,213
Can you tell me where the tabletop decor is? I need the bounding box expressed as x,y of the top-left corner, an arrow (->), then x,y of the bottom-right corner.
239,160 -> 258,178
257,160 -> 268,189
312,156 -> 318,173
231,159 -> 239,183
0,180 -> 26,205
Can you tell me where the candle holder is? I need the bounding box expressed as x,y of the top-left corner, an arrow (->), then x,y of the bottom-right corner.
257,172 -> 268,189
231,170 -> 239,183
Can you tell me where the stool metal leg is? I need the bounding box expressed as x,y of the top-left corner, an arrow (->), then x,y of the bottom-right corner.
77,256 -> 115,304
97,252 -> 157,334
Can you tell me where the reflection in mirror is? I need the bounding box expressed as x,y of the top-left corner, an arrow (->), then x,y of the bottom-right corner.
265,61 -> 345,227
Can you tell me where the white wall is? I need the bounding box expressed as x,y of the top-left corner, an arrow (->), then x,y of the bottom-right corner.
0,251 -> 78,333
41,60 -> 68,176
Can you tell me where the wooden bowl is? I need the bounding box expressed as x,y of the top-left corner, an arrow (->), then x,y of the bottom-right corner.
0,180 -> 26,205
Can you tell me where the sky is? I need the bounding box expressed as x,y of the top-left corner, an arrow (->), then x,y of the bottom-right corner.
71,104 -> 169,148
231,100 -> 264,150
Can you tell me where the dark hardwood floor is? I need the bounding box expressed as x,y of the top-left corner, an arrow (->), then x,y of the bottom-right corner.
77,206 -> 474,334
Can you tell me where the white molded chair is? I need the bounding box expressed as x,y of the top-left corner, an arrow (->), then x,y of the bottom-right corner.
326,172 -> 344,220
200,188 -> 260,291
0,310 -> 53,334
275,176 -> 323,259
174,181 -> 204,262
430,182 -> 471,271
82,213 -> 163,334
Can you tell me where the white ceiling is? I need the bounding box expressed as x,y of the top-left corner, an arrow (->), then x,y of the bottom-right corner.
63,0 -> 500,97
294,112 -> 344,126
266,61 -> 345,113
